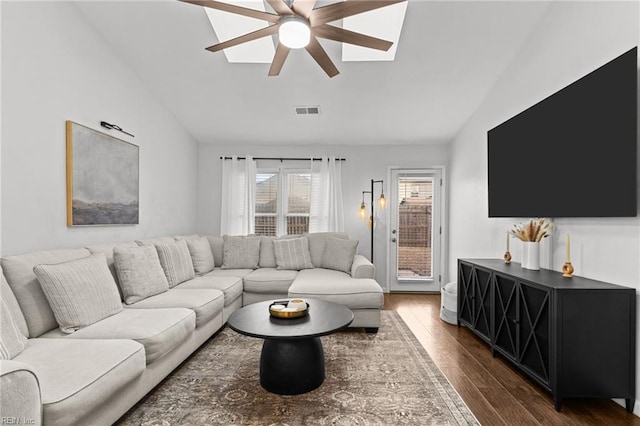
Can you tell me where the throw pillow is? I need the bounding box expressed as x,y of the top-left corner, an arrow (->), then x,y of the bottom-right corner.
221,235 -> 261,269
114,245 -> 169,304
186,237 -> 215,275
259,235 -> 301,268
0,298 -> 28,360
154,240 -> 196,287
321,237 -> 359,275
306,232 -> 349,267
33,254 -> 123,333
273,237 -> 314,271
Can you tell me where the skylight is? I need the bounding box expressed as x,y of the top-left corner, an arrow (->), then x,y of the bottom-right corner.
342,1 -> 408,62
204,1 -> 275,63
203,0 -> 407,63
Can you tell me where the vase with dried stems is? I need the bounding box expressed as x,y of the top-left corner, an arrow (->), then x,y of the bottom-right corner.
510,218 -> 552,270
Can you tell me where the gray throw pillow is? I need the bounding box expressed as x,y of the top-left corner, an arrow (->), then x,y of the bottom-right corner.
154,240 -> 196,287
321,237 -> 359,275
114,245 -> 169,304
306,232 -> 349,267
273,237 -> 314,271
186,237 -> 215,275
0,298 -> 28,359
259,235 -> 301,268
221,236 -> 261,269
33,254 -> 123,333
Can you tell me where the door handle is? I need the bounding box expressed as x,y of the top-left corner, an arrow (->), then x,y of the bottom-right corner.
392,229 -> 397,234
391,238 -> 397,243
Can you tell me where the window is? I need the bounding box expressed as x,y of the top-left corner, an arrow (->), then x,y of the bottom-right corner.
255,170 -> 310,236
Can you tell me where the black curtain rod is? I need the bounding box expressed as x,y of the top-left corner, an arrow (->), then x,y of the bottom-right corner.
220,156 -> 346,162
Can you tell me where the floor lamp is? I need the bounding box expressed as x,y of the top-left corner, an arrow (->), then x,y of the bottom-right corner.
359,179 -> 386,262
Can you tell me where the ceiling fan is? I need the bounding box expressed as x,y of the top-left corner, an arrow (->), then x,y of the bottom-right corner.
181,0 -> 407,77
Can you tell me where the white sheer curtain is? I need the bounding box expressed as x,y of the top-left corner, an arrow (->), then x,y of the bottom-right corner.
220,156 -> 257,235
309,156 -> 344,232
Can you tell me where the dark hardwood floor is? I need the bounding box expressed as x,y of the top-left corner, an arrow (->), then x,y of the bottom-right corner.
384,293 -> 640,426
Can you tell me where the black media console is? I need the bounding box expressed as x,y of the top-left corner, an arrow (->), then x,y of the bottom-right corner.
458,259 -> 636,412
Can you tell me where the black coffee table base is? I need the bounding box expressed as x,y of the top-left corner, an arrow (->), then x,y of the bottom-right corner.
260,337 -> 324,395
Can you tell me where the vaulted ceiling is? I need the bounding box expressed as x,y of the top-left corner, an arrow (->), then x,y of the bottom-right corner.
75,1 -> 552,145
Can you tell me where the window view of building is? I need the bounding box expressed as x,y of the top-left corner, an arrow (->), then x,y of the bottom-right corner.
255,172 -> 310,236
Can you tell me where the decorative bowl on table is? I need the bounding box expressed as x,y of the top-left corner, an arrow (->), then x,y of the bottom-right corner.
269,299 -> 310,319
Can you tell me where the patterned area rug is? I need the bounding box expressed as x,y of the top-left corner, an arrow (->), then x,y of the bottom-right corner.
117,311 -> 479,425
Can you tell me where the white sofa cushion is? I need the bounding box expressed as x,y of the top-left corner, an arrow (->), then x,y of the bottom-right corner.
221,235 -> 260,269
186,237 -> 215,275
288,268 -> 383,310
205,236 -> 224,267
322,237 -> 358,274
177,275 -> 243,307
0,298 -> 27,359
1,248 -> 91,337
14,338 -> 145,426
135,236 -> 175,246
154,240 -> 195,287
33,254 -> 123,334
114,245 -> 169,304
273,237 -> 314,270
242,268 -> 298,294
258,236 -> 277,268
42,308 -> 195,364
125,288 -> 224,328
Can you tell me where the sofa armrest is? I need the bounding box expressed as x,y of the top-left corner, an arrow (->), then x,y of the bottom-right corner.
351,255 -> 375,279
0,360 -> 42,424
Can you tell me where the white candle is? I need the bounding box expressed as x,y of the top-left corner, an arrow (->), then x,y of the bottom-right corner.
565,234 -> 570,263
506,232 -> 510,251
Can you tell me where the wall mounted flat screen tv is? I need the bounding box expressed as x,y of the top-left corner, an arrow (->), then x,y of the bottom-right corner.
488,47 -> 637,218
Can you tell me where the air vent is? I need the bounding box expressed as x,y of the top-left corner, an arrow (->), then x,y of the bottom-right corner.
294,106 -> 320,116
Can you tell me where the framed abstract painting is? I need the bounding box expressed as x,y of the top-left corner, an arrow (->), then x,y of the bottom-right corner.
66,121 -> 139,226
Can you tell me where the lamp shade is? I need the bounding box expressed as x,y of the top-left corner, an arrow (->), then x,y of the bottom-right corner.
378,193 -> 387,210
279,16 -> 311,49
359,202 -> 367,221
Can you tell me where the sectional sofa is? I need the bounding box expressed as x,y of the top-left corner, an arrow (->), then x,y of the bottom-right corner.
0,232 -> 383,425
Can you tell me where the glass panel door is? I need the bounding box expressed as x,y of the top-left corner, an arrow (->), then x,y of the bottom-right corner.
389,169 -> 442,292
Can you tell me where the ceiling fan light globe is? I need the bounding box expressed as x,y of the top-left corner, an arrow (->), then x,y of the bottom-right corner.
279,16 -> 310,49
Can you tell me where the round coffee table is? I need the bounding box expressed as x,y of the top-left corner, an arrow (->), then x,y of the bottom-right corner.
227,299 -> 354,395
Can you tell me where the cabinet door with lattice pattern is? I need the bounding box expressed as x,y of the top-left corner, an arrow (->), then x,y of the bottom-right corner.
518,282 -> 551,387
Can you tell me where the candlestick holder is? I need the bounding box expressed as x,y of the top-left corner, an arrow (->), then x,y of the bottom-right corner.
503,251 -> 512,264
562,262 -> 574,278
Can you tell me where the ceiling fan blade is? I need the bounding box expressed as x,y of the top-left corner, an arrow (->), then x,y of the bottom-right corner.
266,0 -> 294,16
206,25 -> 279,52
180,0 -> 280,23
269,43 -> 291,76
313,24 -> 393,51
292,0 -> 317,19
305,37 -> 339,78
310,0 -> 406,27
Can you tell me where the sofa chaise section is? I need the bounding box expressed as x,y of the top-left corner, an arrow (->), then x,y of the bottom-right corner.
288,268 -> 384,332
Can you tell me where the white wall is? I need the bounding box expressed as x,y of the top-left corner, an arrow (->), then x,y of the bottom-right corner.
448,0 -> 640,413
197,143 -> 449,286
1,2 -> 199,255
